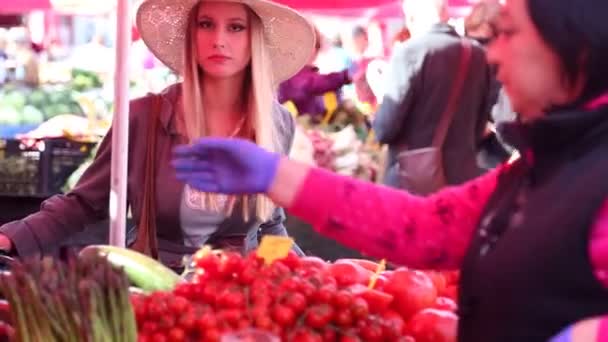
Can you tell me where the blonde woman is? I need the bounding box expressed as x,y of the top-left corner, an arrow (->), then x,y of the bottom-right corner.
0,0 -> 315,268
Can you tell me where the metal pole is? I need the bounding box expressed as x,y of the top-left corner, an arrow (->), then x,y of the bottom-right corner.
108,0 -> 130,247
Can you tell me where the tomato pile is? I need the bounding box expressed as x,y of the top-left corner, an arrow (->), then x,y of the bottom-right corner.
132,251 -> 459,342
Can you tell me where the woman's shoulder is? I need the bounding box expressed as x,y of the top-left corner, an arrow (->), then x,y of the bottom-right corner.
128,83 -> 180,127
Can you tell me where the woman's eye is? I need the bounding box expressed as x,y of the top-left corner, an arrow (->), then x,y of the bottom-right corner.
198,20 -> 213,29
229,24 -> 246,32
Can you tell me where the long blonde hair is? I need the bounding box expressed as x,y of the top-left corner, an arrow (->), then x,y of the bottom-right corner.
181,1 -> 281,221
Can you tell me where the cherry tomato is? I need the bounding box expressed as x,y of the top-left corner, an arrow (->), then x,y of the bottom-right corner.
217,289 -> 245,309
292,328 -> 323,342
150,332 -> 168,342
348,284 -> 394,313
434,297 -> 458,312
272,305 -> 296,327
407,308 -> 458,342
334,309 -> 354,326
167,327 -> 186,342
381,310 -> 406,338
284,292 -> 308,313
169,296 -> 190,314
332,290 -> 354,308
177,311 -> 196,332
238,266 -> 257,285
359,321 -> 384,341
305,304 -> 334,328
350,297 -> 369,320
254,314 -> 273,330
142,321 -> 159,334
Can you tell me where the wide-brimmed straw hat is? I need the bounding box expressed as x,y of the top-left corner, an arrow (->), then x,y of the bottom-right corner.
136,0 -> 315,83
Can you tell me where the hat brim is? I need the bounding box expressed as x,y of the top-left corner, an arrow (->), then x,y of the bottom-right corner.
136,0 -> 315,83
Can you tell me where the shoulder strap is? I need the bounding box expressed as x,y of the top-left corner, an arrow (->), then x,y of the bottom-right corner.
431,39 -> 473,147
131,95 -> 161,259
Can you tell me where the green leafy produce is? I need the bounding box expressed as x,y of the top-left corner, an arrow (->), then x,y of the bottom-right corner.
1,92 -> 27,111
20,105 -> 45,125
0,105 -> 21,125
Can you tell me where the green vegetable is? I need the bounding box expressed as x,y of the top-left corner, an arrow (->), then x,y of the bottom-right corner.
79,245 -> 181,292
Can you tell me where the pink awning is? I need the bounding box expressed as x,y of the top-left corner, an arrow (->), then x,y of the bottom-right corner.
277,0 -> 478,18
0,0 -> 51,14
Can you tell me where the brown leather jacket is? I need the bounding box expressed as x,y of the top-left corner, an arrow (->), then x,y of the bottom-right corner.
0,84 -> 297,266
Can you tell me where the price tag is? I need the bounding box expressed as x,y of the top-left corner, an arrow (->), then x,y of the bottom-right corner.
368,259 -> 387,289
257,236 -> 294,265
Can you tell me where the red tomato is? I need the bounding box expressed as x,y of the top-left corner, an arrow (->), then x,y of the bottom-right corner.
331,260 -> 374,285
334,309 -> 354,326
300,256 -> 328,270
380,310 -> 406,338
350,297 -> 370,320
272,305 -> 296,327
150,332 -> 168,342
284,292 -> 308,313
441,285 -> 459,302
305,304 -> 334,328
424,271 -> 447,294
254,314 -> 273,330
348,284 -> 394,313
332,290 -> 354,308
407,308 -> 458,342
335,258 -> 380,272
167,327 -> 186,342
434,297 -> 458,312
278,251 -> 302,270
328,263 -> 361,287
359,320 -> 384,341
442,271 -> 460,286
292,328 -> 323,342
384,269 -> 437,319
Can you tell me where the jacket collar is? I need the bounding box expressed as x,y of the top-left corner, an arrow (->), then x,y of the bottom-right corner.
499,104 -> 608,164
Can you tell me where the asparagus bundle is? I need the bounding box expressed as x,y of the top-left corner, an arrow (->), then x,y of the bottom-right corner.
0,253 -> 137,342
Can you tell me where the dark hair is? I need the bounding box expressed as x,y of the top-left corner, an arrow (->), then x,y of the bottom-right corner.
527,0 -> 608,104
352,25 -> 367,39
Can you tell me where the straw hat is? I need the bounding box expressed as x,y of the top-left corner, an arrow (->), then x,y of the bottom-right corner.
136,0 -> 315,83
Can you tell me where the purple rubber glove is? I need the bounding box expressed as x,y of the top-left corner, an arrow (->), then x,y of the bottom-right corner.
549,326 -> 573,342
172,138 -> 281,194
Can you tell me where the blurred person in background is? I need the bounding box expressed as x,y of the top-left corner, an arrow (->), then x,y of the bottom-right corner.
466,0 -> 518,169
372,0 -> 497,190
278,25 -> 352,121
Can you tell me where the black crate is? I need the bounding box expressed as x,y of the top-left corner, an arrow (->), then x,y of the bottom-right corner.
0,138 -> 96,197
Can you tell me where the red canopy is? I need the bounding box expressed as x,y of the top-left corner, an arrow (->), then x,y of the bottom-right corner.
0,0 -> 51,14
277,0 -> 477,18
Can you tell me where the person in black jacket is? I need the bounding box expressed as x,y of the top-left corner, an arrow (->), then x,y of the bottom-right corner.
373,0 -> 497,190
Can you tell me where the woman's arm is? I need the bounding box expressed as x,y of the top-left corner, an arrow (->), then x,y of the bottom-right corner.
269,158 -> 502,269
0,96 -> 151,256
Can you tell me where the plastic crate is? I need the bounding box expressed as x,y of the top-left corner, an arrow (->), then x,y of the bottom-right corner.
0,138 -> 96,197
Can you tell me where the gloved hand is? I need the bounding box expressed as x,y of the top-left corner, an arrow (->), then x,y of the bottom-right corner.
549,326 -> 573,342
172,138 -> 281,194
549,318 -> 605,342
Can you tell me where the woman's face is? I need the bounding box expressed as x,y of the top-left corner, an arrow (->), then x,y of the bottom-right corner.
486,0 -> 582,120
195,2 -> 252,80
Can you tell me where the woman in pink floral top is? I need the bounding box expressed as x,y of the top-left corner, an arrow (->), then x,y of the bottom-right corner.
173,0 -> 608,341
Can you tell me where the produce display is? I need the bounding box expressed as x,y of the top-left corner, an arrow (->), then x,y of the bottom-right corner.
0,244 -> 459,342
306,126 -> 382,182
132,249 -> 459,342
0,252 -> 137,342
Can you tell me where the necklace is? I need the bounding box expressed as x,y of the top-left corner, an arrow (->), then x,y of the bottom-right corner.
184,115 -> 247,214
